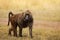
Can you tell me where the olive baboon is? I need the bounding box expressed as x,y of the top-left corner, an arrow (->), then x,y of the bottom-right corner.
8,10 -> 33,38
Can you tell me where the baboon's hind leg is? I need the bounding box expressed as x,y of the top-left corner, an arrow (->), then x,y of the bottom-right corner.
8,27 -> 13,35
8,25 -> 17,37
13,26 -> 17,37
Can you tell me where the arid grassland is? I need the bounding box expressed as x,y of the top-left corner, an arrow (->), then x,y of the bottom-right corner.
0,18 -> 60,40
0,0 -> 60,40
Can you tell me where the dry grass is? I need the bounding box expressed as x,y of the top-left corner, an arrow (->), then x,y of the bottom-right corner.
0,25 -> 60,40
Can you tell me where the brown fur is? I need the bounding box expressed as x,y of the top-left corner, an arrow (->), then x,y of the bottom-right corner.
8,10 -> 33,38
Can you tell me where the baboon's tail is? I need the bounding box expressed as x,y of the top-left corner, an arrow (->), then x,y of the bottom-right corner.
8,12 -> 13,26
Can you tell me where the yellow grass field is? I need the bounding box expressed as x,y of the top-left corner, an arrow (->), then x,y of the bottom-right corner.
0,0 -> 60,40
0,22 -> 60,40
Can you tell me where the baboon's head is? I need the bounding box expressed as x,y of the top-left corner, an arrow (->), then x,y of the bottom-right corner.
23,10 -> 31,21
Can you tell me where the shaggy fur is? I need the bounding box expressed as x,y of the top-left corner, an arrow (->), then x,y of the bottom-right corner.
8,10 -> 33,38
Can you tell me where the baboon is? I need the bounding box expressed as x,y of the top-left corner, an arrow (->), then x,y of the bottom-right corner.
8,10 -> 33,38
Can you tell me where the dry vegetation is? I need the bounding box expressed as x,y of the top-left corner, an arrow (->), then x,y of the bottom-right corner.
0,25 -> 60,40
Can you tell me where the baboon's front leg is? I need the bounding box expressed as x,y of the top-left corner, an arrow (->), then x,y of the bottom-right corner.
29,24 -> 33,38
19,28 -> 22,37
